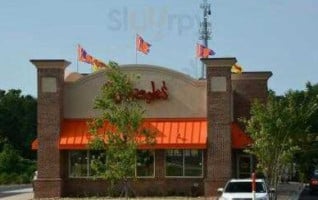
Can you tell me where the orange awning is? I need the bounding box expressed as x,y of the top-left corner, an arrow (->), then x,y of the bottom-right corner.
231,122 -> 252,149
32,119 -> 251,150
31,139 -> 38,150
139,119 -> 207,149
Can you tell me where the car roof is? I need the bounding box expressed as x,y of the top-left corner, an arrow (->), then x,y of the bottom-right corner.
228,179 -> 265,182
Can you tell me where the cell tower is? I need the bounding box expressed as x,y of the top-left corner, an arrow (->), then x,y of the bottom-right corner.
199,0 -> 212,79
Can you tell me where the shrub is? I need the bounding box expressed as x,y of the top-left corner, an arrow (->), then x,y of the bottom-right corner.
0,143 -> 36,184
0,144 -> 20,174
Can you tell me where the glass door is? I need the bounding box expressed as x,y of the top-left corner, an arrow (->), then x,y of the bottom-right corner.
237,154 -> 252,178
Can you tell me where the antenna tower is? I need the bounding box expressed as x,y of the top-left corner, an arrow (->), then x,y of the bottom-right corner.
199,0 -> 212,79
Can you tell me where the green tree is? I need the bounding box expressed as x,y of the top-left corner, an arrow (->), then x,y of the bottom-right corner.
0,142 -> 36,184
89,62 -> 155,198
244,87 -> 318,190
0,89 -> 37,159
306,83 -> 318,133
293,82 -> 318,181
0,143 -> 20,174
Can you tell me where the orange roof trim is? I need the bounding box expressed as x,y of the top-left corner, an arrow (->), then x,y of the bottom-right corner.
32,119 -> 251,150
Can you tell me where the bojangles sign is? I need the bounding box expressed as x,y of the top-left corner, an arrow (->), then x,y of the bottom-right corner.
133,81 -> 168,103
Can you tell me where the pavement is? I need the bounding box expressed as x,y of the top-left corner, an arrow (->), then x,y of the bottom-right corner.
276,182 -> 305,200
0,184 -> 33,200
0,182 -> 305,200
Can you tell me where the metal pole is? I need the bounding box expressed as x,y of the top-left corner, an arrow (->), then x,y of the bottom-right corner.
135,33 -> 138,64
252,172 -> 256,200
199,0 -> 211,79
201,13 -> 208,79
76,44 -> 79,72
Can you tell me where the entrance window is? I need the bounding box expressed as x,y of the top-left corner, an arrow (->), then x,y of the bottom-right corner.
237,154 -> 253,178
165,149 -> 203,177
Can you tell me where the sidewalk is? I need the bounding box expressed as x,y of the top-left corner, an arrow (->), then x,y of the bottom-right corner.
0,192 -> 33,200
0,184 -> 31,192
0,184 -> 33,200
276,182 -> 304,200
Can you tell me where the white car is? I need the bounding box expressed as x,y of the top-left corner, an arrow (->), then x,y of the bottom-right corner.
218,179 -> 273,200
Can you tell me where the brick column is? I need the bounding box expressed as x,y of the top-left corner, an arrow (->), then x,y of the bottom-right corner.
202,58 -> 236,196
30,59 -> 70,198
232,72 -> 272,120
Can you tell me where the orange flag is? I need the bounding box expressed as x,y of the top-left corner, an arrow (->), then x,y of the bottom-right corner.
136,34 -> 151,54
78,45 -> 94,64
196,43 -> 215,58
77,44 -> 108,71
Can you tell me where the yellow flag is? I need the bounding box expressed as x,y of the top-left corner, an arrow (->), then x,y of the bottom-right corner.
231,63 -> 243,74
92,64 -> 99,72
91,59 -> 108,72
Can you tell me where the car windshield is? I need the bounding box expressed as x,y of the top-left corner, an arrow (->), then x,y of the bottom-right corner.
312,174 -> 318,179
224,181 -> 266,193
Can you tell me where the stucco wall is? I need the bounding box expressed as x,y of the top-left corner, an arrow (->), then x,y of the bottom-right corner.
64,64 -> 206,119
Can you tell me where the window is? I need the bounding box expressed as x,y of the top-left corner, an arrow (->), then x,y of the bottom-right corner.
136,150 -> 155,177
165,149 -> 203,177
89,150 -> 107,176
237,154 -> 252,178
184,149 -> 203,176
69,150 -> 106,177
69,150 -> 155,178
166,149 -> 183,176
69,151 -> 88,177
224,181 -> 267,193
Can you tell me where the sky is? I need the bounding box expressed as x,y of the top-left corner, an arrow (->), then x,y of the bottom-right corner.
0,0 -> 317,97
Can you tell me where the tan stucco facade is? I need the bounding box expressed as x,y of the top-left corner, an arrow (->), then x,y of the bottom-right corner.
64,64 -> 207,119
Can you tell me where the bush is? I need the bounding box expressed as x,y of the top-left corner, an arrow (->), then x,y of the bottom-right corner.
18,173 -> 31,184
0,143 -> 36,184
0,173 -> 19,184
0,173 -> 9,184
0,144 -> 20,173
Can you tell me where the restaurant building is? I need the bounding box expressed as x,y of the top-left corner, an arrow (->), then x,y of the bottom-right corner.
31,57 -> 272,198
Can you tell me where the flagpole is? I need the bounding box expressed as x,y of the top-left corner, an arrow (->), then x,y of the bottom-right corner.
195,43 -> 198,79
76,59 -> 79,73
135,46 -> 138,64
196,57 -> 198,78
135,33 -> 138,64
76,44 -> 79,72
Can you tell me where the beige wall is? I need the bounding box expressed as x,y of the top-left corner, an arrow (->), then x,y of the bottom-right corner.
64,64 -> 206,119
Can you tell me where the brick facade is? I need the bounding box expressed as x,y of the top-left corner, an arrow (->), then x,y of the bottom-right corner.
31,60 -> 70,198
202,58 -> 236,196
232,72 -> 272,121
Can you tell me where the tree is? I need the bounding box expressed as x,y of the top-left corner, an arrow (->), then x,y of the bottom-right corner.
0,143 -> 20,174
306,82 -> 318,133
244,87 -> 318,190
293,82 -> 318,181
0,141 -> 36,184
0,89 -> 37,159
88,62 -> 155,198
